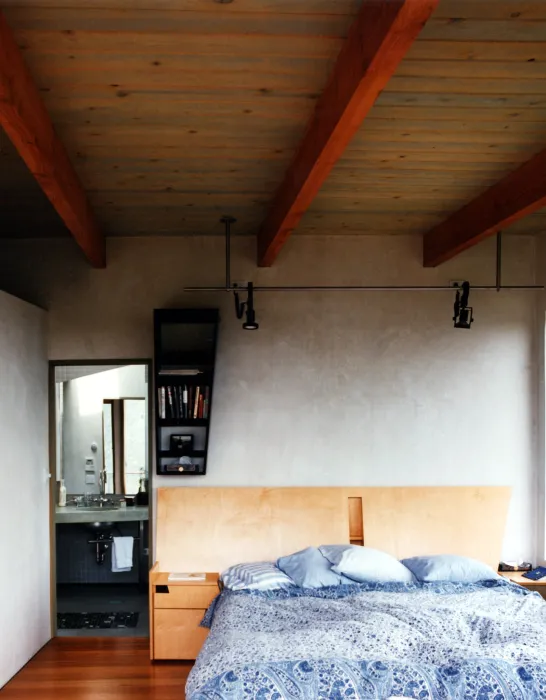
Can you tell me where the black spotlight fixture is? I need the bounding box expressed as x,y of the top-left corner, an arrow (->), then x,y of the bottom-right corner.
453,281 -> 474,329
234,282 -> 259,330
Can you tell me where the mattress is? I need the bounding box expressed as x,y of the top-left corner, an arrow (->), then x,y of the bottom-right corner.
186,579 -> 546,699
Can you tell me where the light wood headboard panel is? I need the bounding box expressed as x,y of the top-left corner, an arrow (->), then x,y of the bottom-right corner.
155,486 -> 510,573
156,487 -> 350,573
353,486 -> 510,571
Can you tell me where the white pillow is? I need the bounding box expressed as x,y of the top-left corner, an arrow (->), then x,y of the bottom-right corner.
320,545 -> 415,583
221,561 -> 295,591
401,555 -> 499,582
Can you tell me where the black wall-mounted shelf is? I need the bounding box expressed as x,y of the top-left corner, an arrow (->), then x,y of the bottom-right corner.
158,419 -> 209,428
154,309 -> 219,476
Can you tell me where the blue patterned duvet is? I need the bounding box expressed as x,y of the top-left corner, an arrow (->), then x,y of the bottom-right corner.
186,580 -> 546,699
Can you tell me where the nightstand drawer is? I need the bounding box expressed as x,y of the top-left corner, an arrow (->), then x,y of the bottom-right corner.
154,609 -> 209,660
154,584 -> 218,609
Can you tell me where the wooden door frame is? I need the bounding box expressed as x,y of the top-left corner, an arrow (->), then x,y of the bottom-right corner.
48,359 -> 153,637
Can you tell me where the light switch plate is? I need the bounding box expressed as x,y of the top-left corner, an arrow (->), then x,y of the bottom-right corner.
85,458 -> 94,466
85,473 -> 96,485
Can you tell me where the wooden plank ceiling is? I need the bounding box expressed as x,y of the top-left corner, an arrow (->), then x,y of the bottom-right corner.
2,0 -> 546,241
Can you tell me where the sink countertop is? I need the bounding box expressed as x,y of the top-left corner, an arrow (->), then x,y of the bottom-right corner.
56,505 -> 149,524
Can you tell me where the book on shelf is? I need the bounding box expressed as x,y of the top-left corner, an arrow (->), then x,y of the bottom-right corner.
159,384 -> 210,421
157,386 -> 166,420
167,386 -> 174,419
203,386 -> 210,420
193,386 -> 200,419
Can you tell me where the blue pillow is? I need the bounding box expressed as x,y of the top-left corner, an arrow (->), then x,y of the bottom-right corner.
320,544 -> 415,583
401,555 -> 499,583
277,547 -> 353,588
221,561 -> 295,591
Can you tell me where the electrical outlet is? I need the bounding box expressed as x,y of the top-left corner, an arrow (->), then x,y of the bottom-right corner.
449,280 -> 465,289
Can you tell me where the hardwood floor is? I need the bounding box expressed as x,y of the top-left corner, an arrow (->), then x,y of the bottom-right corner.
1,638 -> 193,699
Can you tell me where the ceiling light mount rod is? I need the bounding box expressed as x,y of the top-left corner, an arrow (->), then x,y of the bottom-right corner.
496,231 -> 502,293
220,215 -> 236,292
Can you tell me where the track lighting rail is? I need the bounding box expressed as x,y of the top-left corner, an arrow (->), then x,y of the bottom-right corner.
184,220 -> 543,294
185,284 -> 542,292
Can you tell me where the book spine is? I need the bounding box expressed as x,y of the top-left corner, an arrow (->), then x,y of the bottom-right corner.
173,386 -> 179,419
199,393 -> 204,419
193,386 -> 200,420
160,387 -> 166,420
203,386 -> 210,420
183,385 -> 188,419
167,386 -> 174,418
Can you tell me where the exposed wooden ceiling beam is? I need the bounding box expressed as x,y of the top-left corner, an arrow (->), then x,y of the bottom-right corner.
256,0 -> 439,267
0,11 -> 105,267
423,148 -> 546,267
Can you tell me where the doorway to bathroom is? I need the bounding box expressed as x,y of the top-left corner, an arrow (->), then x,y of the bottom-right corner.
51,361 -> 152,637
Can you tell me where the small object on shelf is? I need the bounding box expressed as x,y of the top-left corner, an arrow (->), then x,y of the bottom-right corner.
170,434 -> 193,454
175,456 -> 198,473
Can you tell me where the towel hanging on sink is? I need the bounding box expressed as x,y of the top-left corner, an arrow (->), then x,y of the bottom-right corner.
112,536 -> 134,572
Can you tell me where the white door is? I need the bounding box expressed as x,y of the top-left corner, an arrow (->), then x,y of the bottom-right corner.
0,291 -> 49,688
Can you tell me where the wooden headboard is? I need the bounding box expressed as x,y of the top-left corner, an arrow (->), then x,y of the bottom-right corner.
155,486 -> 510,573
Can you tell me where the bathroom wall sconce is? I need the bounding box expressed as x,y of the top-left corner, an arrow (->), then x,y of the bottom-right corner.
453,281 -> 474,329
234,282 -> 259,330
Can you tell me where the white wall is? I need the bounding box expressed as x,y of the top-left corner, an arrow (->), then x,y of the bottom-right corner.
61,365 -> 148,494
0,234 -> 540,562
0,291 -> 49,688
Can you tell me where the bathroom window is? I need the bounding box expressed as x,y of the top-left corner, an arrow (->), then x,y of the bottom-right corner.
102,398 -> 146,496
123,399 -> 146,495
102,401 -> 115,495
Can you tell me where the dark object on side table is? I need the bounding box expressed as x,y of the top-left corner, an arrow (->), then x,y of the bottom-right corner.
498,561 -> 532,572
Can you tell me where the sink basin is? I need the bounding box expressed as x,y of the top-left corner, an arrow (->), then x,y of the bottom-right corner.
85,521 -> 115,532
76,505 -> 119,512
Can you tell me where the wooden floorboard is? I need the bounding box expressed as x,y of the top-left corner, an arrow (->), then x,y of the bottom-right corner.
1,638 -> 192,699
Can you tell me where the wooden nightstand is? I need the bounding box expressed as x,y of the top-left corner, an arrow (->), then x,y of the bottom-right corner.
149,570 -> 219,660
499,571 -> 546,598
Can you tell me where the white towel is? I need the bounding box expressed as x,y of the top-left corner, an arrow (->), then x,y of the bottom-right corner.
112,536 -> 134,572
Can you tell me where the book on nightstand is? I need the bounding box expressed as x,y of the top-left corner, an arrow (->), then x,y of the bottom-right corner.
167,572 -> 207,582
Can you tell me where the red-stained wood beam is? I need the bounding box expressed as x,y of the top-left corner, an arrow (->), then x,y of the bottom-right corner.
0,11 -> 105,267
423,149 -> 546,267
257,0 -> 439,267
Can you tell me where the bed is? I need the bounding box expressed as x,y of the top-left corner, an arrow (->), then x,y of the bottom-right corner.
187,579 -> 546,698
152,486 -> 544,699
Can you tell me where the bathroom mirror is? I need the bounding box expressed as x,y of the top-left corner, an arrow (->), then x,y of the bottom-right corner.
54,363 -> 150,498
